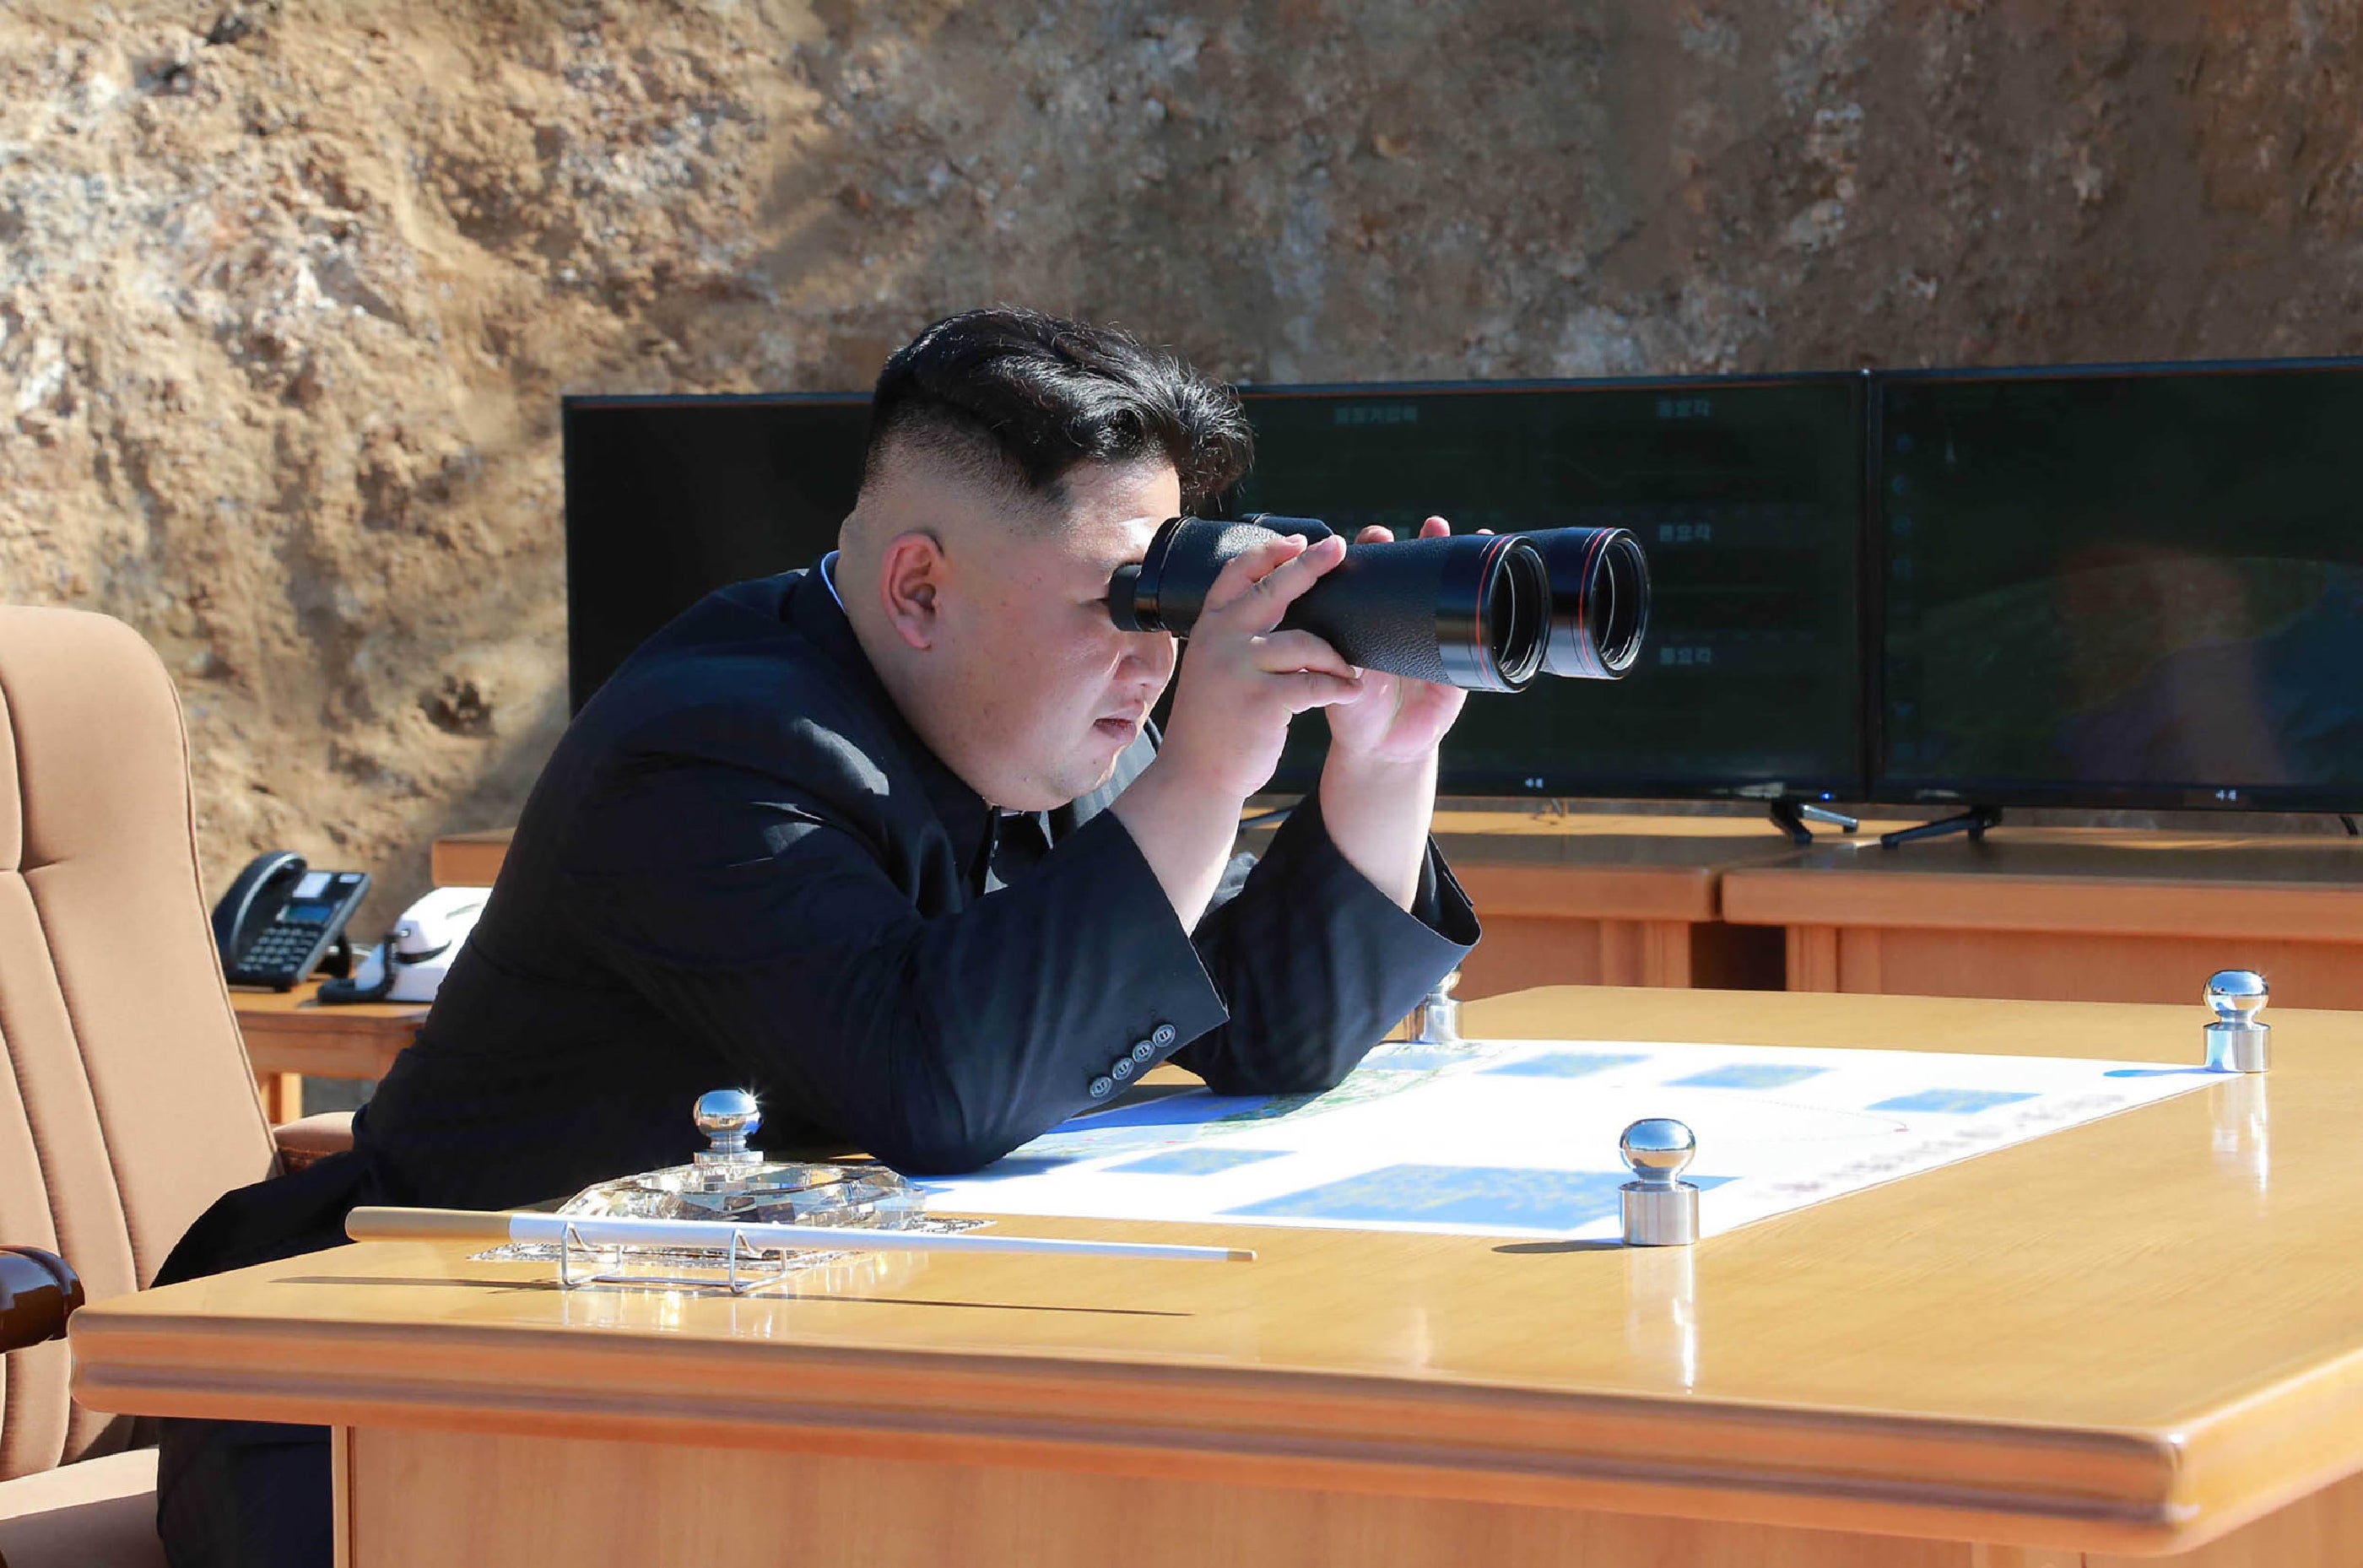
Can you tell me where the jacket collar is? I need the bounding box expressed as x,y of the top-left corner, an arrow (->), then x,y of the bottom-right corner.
781,563 -> 1019,879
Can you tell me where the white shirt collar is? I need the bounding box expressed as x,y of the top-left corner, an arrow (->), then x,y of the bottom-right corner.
819,549 -> 846,612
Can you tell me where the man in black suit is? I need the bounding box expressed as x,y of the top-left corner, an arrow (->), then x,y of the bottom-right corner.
156,306 -> 1478,1566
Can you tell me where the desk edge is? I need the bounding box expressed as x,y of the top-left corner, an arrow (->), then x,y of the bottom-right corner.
69,1303 -> 2253,1554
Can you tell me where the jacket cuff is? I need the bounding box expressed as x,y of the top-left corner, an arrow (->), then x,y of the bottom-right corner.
1263,794 -> 1480,962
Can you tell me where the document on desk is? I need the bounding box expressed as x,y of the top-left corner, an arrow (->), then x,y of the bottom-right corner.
922,1039 -> 2223,1241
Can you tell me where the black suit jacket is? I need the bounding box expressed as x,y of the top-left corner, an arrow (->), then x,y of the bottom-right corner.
166,565 -> 1478,1281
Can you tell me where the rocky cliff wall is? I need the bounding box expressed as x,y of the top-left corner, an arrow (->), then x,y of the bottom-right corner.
5,1 -> 2361,922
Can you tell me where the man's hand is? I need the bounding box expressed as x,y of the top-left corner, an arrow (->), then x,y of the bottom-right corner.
1317,516 -> 1476,911
1150,529 -> 1363,799
1322,516 -> 1474,764
1113,530 -> 1361,925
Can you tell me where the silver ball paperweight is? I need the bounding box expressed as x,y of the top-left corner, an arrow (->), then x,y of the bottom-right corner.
561,1088 -> 924,1230
2204,970 -> 2270,1073
692,1087 -> 762,1168
1410,968 -> 1462,1046
1619,1117 -> 1700,1247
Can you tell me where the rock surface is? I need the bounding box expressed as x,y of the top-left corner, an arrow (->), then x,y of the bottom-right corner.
4,1 -> 2361,922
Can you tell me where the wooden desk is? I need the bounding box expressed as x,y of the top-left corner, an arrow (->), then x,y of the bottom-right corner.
430,828 -> 511,889
233,982 -> 427,1122
1424,809 -> 1864,996
71,987 -> 2363,1566
1723,828 -> 2363,1009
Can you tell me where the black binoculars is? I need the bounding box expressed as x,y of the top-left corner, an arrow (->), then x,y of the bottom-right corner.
1105,515 -> 1651,692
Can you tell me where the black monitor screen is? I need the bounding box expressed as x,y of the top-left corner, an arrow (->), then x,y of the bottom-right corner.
564,395 -> 868,710
565,381 -> 1868,803
1877,366 -> 2363,810
1232,380 -> 1867,798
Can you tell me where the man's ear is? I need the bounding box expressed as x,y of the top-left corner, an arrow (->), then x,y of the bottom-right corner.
877,531 -> 946,652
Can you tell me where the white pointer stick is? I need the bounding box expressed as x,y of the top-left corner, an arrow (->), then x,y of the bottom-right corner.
346,1206 -> 1256,1264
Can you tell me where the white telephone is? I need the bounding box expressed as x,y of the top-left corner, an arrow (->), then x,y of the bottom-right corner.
316,886 -> 489,1005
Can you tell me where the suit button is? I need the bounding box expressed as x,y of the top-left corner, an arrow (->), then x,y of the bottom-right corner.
1151,1023 -> 1176,1047
1130,1040 -> 1154,1064
1088,1076 -> 1113,1100
1110,1057 -> 1135,1082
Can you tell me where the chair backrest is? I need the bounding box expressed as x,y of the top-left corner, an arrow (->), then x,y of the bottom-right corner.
0,607 -> 276,1480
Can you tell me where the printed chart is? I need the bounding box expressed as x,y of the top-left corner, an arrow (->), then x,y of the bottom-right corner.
923,1038 -> 2222,1241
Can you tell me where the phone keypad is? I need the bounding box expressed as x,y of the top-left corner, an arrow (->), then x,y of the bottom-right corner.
241,922 -> 326,976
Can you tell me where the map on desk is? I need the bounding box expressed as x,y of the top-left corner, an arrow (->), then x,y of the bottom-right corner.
921,1039 -> 2222,1241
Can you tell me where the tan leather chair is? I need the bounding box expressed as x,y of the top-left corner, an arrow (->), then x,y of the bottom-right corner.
0,606 -> 354,1568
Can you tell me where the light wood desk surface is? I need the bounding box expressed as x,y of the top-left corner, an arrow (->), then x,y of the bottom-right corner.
1725,827 -> 2363,1008
71,987 -> 2363,1565
232,981 -> 427,1122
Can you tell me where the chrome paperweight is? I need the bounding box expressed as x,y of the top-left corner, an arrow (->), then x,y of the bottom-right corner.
1409,968 -> 1463,1046
2203,970 -> 2270,1073
1619,1117 -> 1701,1247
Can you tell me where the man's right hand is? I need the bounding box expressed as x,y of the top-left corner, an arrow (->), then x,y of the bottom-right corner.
1111,531 -> 1360,925
1155,531 -> 1362,798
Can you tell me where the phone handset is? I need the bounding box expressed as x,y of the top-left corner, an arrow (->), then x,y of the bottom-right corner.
317,940 -> 398,1003
211,851 -> 306,965
317,887 -> 489,1007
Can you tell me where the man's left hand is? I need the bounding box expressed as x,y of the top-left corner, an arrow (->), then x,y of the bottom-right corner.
1323,516 -> 1475,762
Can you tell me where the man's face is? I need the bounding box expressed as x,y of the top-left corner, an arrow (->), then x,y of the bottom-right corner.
924,459 -> 1182,810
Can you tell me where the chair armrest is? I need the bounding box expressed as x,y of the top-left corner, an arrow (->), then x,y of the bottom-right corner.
0,1246 -> 83,1353
273,1111 -> 355,1174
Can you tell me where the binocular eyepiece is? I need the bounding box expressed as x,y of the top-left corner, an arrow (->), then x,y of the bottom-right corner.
1106,515 -> 1651,693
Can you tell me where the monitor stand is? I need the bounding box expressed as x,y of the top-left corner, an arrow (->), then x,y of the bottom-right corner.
1879,805 -> 2003,849
1768,800 -> 1861,846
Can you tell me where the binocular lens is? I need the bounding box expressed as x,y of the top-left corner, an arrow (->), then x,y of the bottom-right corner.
1536,527 -> 1651,679
1459,534 -> 1549,691
1106,515 -> 1649,694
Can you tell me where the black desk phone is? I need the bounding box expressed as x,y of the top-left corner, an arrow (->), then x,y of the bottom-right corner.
212,852 -> 371,991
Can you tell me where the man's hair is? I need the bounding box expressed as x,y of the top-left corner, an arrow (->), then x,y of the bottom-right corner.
862,306 -> 1252,511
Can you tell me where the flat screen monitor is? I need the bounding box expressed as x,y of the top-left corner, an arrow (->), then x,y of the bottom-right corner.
1876,362 -> 2363,812
563,380 -> 1869,806
1231,378 -> 1868,799
564,394 -> 868,711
